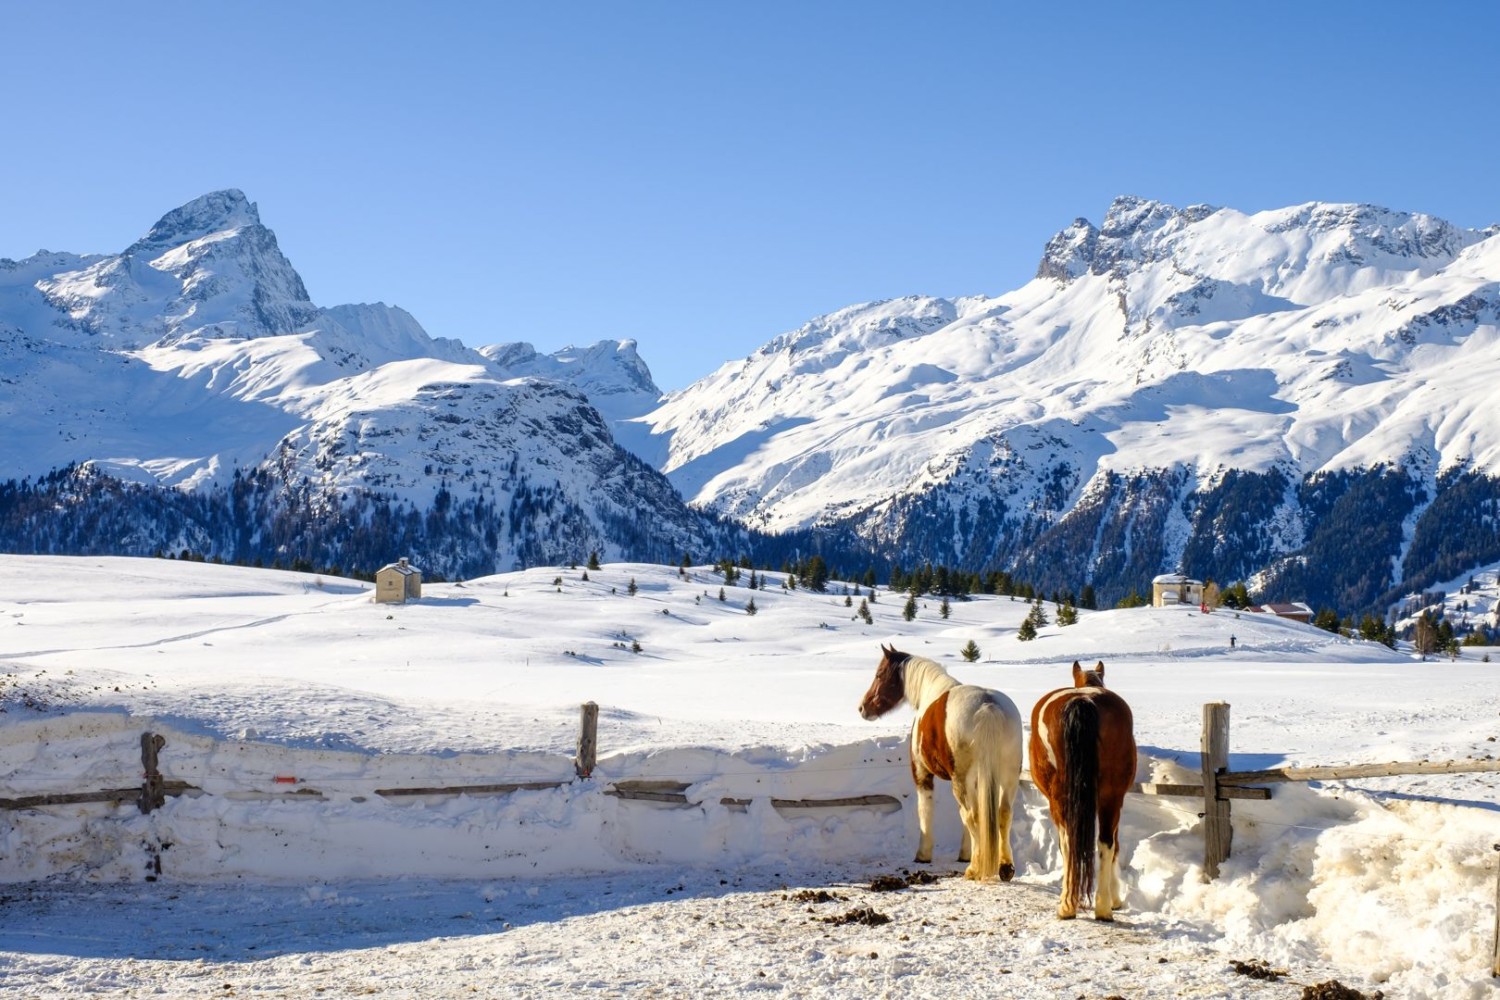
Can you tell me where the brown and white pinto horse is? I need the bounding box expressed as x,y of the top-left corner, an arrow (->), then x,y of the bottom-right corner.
859,644 -> 1024,882
1029,660 -> 1137,919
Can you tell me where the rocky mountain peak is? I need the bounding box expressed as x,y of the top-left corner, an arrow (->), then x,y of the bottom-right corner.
127,189 -> 262,255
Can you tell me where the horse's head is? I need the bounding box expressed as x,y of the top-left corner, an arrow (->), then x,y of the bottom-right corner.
1072,660 -> 1107,688
859,644 -> 908,720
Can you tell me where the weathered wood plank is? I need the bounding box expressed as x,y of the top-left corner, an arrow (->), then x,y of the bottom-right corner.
375,780 -> 569,798
1202,702 -> 1233,881
1137,782 -> 1270,801
0,781 -> 197,811
605,784 -> 899,810
575,701 -> 599,779
1220,758 -> 1500,786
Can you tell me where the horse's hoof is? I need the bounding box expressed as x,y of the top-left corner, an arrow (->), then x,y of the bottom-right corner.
913,855 -> 931,865
1056,910 -> 1077,920
998,864 -> 1014,882
1095,913 -> 1115,922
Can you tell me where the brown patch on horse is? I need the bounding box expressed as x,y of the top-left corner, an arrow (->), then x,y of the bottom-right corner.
915,691 -> 956,781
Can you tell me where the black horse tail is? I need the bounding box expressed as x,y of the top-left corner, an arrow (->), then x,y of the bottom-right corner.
1061,696 -> 1099,913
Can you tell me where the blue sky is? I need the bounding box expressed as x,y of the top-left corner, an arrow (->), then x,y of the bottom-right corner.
3,2 -> 1497,390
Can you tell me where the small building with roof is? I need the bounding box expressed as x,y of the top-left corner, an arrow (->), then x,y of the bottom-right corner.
1152,573 -> 1204,608
375,558 -> 422,604
1246,602 -> 1314,624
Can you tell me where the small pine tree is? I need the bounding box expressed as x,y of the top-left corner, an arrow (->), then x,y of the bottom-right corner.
581,570 -> 590,582
960,639 -> 981,662
903,594 -> 918,622
1016,617 -> 1037,641
588,550 -> 601,571
631,639 -> 642,654
718,587 -> 726,602
857,599 -> 873,625
844,594 -> 852,607
1313,608 -> 1341,633
745,597 -> 758,616
1057,601 -> 1078,627
627,577 -> 638,596
1028,599 -> 1050,628
939,596 -> 951,620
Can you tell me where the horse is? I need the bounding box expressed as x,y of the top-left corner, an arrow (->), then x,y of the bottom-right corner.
858,644 -> 1024,882
1028,660 -> 1137,920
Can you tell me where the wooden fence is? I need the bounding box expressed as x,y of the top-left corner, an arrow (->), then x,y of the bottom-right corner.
5,699 -> 1499,974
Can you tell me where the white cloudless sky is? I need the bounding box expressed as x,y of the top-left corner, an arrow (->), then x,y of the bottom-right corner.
2,2 -> 1497,389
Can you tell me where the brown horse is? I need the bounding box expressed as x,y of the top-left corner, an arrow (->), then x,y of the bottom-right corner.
859,644 -> 1024,881
1029,660 -> 1137,919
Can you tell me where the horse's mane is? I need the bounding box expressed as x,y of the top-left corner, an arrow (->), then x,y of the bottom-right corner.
897,651 -> 961,700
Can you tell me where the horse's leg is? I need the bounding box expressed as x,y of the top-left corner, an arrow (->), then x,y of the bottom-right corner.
1044,791 -> 1077,918
1097,791 -> 1126,918
997,782 -> 1016,882
914,772 -> 936,864
1054,823 -> 1076,919
952,773 -> 973,866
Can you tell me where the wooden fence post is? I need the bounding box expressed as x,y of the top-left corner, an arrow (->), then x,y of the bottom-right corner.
138,732 -> 167,814
1492,843 -> 1500,978
1201,703 -> 1232,881
575,702 -> 599,779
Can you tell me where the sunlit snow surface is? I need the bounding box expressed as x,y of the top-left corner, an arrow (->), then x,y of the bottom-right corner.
3,556 -> 1499,996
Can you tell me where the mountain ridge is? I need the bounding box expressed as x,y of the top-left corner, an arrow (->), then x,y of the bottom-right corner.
5,188 -> 1500,612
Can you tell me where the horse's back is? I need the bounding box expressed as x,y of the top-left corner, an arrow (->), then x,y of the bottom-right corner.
1031,685 -> 1137,784
947,684 -> 1023,760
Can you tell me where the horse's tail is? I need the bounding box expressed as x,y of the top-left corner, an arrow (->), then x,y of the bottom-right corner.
1061,696 -> 1099,913
967,703 -> 1006,881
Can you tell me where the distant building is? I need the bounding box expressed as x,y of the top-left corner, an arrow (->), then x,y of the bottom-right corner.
1152,573 -> 1204,608
375,558 -> 422,604
1246,602 -> 1314,624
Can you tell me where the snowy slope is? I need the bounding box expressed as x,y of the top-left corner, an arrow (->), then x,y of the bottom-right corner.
2,555 -> 1498,998
638,199 -> 1500,535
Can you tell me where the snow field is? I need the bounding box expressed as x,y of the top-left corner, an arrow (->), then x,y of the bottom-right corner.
3,555 -> 1500,996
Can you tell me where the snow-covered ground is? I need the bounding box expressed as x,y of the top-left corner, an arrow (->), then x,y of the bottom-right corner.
3,555 -> 1499,997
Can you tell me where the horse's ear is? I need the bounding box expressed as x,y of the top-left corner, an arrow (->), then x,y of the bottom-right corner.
1095,660 -> 1106,678
1071,661 -> 1086,686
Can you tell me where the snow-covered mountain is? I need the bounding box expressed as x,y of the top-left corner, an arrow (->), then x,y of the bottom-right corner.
0,190 -> 729,575
7,189 -> 1500,611
632,197 -> 1500,612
